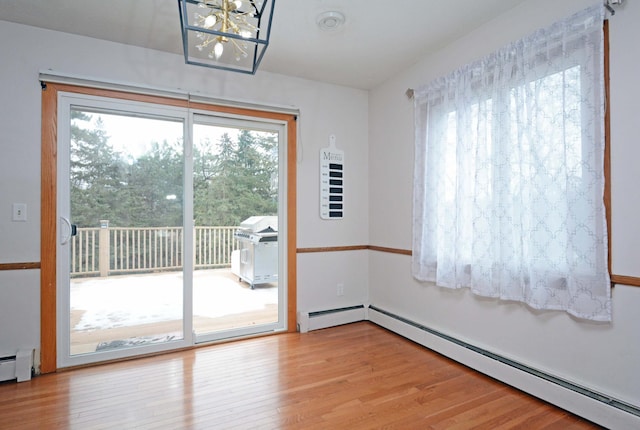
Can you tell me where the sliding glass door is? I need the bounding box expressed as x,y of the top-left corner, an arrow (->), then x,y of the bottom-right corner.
191,115 -> 285,343
56,92 -> 287,367
57,94 -> 191,366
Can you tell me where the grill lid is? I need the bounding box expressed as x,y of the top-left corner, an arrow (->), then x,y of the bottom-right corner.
235,216 -> 278,243
239,216 -> 278,233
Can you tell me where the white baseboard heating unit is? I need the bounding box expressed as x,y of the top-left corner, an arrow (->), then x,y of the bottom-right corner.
297,305 -> 366,333
367,305 -> 640,429
295,302 -> 639,428
0,349 -> 33,382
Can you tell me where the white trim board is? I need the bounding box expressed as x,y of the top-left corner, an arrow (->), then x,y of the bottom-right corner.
296,304 -> 640,428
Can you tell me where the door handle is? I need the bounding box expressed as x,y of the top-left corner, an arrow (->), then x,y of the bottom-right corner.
60,217 -> 77,245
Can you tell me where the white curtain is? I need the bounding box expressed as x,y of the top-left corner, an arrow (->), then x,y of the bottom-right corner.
412,4 -> 611,321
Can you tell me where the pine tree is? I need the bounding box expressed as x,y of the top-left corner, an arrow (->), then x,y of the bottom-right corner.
70,111 -> 126,227
71,113 -> 278,229
193,129 -> 278,226
123,140 -> 183,227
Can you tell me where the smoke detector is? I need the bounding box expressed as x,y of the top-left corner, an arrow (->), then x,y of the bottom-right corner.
317,11 -> 345,31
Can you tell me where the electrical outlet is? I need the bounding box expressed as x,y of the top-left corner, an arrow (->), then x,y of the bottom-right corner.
337,283 -> 344,296
12,203 -> 27,222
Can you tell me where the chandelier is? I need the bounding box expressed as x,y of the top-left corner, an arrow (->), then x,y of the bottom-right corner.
178,0 -> 275,74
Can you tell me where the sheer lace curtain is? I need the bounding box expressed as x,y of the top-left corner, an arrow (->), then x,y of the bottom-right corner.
412,4 -> 611,321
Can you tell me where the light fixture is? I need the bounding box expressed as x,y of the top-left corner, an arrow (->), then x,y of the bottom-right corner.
178,0 -> 275,74
316,11 -> 345,31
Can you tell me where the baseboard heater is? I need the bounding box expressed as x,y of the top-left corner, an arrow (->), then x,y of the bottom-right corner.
0,349 -> 33,383
297,305 -> 366,333
368,305 -> 640,428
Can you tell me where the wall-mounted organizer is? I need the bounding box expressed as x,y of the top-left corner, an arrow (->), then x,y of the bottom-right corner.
320,135 -> 344,219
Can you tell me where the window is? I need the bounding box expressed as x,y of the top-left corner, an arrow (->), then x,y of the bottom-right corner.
412,5 -> 611,321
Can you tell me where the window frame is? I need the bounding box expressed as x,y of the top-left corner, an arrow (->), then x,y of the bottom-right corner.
40,82 -> 298,373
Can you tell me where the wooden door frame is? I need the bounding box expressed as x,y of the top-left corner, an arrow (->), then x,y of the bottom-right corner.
40,82 -> 297,373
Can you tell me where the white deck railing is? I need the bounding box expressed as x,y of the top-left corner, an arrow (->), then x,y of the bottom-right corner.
70,226 -> 238,277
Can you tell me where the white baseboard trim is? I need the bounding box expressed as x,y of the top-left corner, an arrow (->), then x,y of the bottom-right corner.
368,305 -> 640,430
294,303 -> 639,428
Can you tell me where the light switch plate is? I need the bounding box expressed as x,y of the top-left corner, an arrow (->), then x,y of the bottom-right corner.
12,203 -> 27,222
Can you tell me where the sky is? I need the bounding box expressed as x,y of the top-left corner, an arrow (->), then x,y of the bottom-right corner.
92,112 -> 184,159
81,110 -> 272,161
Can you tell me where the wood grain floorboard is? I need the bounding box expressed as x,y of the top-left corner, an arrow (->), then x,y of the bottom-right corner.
0,322 -> 602,429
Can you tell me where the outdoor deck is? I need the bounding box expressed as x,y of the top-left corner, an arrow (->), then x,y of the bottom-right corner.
70,268 -> 278,355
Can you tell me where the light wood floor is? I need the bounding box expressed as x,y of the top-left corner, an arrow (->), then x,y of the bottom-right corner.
0,322 -> 601,429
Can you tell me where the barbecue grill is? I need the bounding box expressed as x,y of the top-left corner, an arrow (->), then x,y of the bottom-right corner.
231,216 -> 278,289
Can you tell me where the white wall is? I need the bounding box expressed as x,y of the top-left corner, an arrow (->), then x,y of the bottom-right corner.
0,271 -> 40,357
369,0 -> 639,412
2,0 -> 637,420
0,21 -> 369,353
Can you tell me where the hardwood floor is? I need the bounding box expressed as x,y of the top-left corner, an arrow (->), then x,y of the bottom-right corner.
0,322 -> 601,429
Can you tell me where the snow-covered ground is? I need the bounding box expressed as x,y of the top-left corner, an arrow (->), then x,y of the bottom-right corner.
70,269 -> 277,331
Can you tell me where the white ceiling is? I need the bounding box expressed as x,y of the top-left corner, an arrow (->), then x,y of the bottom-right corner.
0,0 -> 529,90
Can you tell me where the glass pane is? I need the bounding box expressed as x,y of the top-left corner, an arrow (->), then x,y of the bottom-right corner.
68,109 -> 184,356
192,123 -> 279,336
